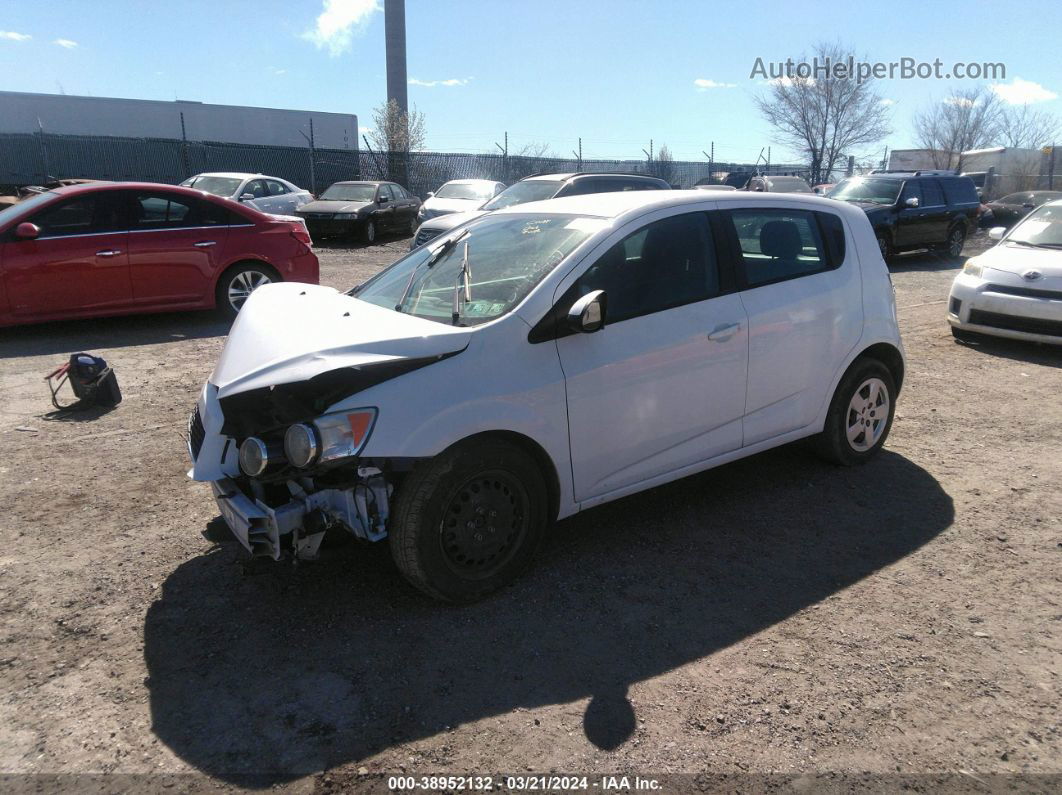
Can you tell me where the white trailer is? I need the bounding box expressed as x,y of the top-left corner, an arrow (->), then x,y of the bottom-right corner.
959,147 -> 1044,199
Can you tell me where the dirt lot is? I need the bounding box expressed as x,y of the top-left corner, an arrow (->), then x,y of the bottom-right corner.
1,230 -> 1060,790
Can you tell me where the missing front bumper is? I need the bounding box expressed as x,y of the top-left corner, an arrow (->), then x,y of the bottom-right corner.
211,471 -> 392,560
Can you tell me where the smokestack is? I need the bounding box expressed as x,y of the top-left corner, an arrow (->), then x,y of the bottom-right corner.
384,0 -> 408,115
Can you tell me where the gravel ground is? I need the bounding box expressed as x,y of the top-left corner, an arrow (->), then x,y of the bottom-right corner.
0,229 -> 1060,791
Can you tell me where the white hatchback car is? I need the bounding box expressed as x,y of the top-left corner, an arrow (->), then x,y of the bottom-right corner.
948,200 -> 1062,345
418,179 -> 506,224
188,191 -> 904,601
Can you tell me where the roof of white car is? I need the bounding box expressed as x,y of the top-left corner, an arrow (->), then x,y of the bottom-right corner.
497,189 -> 857,221
442,178 -> 502,185
193,172 -> 267,179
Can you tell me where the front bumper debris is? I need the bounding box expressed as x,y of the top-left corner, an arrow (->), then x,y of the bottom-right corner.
211,469 -> 392,560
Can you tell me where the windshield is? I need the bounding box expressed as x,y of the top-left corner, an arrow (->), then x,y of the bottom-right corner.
828,177 -> 901,205
1006,205 -> 1062,247
435,182 -> 497,200
320,184 -> 377,202
355,214 -> 604,326
480,180 -> 563,211
181,176 -> 242,197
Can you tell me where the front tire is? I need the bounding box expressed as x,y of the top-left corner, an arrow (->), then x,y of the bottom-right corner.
814,358 -> 897,466
944,225 -> 966,259
215,263 -> 278,319
362,219 -> 377,243
876,232 -> 893,262
389,438 -> 549,602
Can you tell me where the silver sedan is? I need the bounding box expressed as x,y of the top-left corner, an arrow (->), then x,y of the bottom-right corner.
180,172 -> 314,215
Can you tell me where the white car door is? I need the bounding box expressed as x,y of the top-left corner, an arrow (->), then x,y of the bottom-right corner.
719,204 -> 861,445
553,210 -> 749,503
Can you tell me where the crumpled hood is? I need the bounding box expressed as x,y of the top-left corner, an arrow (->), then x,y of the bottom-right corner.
976,242 -> 1062,279
297,200 -> 372,214
211,282 -> 471,398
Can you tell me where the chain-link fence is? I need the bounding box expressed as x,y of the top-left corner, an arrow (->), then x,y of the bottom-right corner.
1,131 -> 810,195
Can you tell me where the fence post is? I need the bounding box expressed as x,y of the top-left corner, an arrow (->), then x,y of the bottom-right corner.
308,117 -> 317,195
1048,145 -> 1056,190
179,111 -> 190,180
36,118 -> 49,183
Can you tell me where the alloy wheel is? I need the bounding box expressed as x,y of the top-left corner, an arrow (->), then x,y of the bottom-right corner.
948,228 -> 965,258
845,377 -> 890,452
227,270 -> 272,312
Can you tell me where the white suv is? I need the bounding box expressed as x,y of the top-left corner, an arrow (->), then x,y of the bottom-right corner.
189,191 -> 904,601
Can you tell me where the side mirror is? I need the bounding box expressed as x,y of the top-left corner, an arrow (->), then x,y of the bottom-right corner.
426,191 -> 434,198
904,197 -> 920,208
239,193 -> 256,202
753,186 -> 764,192
1022,202 -> 1035,209
15,222 -> 40,240
567,290 -> 607,334
378,195 -> 389,203
988,226 -> 1006,241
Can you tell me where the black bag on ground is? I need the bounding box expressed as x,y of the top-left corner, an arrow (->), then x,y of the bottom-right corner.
46,353 -> 122,410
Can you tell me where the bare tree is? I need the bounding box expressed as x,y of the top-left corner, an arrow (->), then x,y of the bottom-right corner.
509,142 -> 556,181
368,99 -> 427,153
998,104 -> 1059,149
754,42 -> 892,185
653,144 -> 676,184
913,87 -> 1002,169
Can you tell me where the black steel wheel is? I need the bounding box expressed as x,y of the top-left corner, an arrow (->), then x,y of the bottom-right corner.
389,438 -> 549,602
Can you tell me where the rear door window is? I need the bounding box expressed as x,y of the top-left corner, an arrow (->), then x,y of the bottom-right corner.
921,180 -> 946,207
265,180 -> 289,196
724,209 -> 829,287
129,192 -> 197,230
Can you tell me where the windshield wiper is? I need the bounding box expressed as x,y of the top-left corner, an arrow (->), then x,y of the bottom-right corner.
395,228 -> 470,312
451,238 -> 472,325
1006,239 -> 1049,248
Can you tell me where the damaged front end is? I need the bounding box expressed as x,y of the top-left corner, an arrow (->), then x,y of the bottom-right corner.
186,281 -> 470,561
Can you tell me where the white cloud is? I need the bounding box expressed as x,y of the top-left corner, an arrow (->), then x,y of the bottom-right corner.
694,78 -> 736,90
0,31 -> 31,41
303,0 -> 380,56
408,77 -> 471,87
53,38 -> 78,49
990,77 -> 1058,105
879,98 -> 896,106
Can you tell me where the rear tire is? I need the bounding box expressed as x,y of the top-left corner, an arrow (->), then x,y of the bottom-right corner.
389,438 -> 549,602
215,262 -> 278,319
814,357 -> 897,466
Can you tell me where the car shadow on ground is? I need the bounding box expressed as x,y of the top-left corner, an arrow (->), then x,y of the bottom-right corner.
887,250 -> 964,273
0,312 -> 231,359
312,234 -> 413,252
953,333 -> 1062,369
145,445 -> 953,785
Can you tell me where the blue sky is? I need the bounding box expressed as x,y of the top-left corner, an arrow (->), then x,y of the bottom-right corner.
1,0 -> 1060,164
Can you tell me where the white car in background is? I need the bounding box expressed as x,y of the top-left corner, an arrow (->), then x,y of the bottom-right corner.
181,172 -> 314,215
418,179 -> 506,224
189,190 -> 904,601
948,199 -> 1062,345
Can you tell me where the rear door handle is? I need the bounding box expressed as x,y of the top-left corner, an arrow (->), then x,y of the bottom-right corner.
96,249 -> 122,257
193,241 -> 217,247
707,322 -> 741,342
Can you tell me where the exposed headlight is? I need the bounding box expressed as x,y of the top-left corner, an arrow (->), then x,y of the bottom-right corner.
285,408 -> 377,468
334,212 -> 358,220
963,259 -> 984,278
239,437 -> 275,476
284,423 -> 319,468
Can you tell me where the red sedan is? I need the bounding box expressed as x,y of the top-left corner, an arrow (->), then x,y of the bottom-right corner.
0,181 -> 318,326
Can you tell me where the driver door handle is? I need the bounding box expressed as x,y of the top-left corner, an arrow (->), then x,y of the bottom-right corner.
96,249 -> 122,257
707,322 -> 741,342
193,240 -> 217,248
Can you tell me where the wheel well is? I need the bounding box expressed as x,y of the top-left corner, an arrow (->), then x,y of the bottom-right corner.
459,430 -> 562,522
857,343 -> 905,394
213,260 -> 281,300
